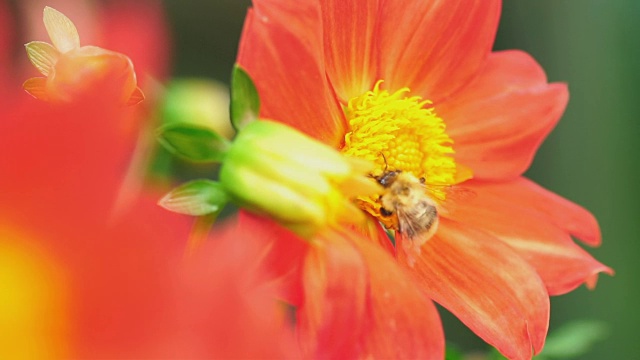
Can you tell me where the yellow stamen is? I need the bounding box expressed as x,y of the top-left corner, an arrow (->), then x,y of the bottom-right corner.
341,80 -> 463,228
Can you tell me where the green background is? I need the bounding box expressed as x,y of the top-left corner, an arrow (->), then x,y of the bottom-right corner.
163,1 -> 637,358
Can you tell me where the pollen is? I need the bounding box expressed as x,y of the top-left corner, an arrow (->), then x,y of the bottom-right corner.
341,80 -> 460,226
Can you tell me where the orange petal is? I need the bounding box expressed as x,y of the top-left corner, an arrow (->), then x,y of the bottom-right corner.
453,179 -> 612,295
297,230 -> 369,358
126,86 -> 145,106
440,51 -> 569,180
25,41 -> 60,76
237,211 -> 309,305
319,0 -> 377,100
403,219 -> 549,360
43,6 -> 80,53
350,233 -> 445,359
237,2 -> 346,146
474,177 -> 601,247
99,1 -> 172,81
178,216 -> 301,359
22,77 -> 48,101
379,0 -> 501,101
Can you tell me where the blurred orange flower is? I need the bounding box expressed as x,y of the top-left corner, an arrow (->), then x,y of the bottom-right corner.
0,3 -> 298,358
237,0 -> 613,358
0,86 -> 299,360
23,6 -> 144,105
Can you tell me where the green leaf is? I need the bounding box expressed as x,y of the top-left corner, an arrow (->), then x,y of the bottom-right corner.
230,65 -> 260,131
158,179 -> 228,216
535,320 -> 608,359
157,122 -> 230,163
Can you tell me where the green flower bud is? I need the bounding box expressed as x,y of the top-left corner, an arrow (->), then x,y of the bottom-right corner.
220,120 -> 379,238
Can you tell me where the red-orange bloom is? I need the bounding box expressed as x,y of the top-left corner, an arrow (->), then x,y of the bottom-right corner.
237,0 -> 612,359
0,3 -> 298,356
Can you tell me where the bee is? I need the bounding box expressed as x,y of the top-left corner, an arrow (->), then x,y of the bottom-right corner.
376,170 -> 439,263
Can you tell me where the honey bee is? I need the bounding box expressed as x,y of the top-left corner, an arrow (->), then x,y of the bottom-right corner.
376,170 -> 439,264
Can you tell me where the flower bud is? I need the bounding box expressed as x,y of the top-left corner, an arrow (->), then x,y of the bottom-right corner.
220,120 -> 379,238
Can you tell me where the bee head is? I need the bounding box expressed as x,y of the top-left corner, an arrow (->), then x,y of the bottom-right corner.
376,170 -> 400,187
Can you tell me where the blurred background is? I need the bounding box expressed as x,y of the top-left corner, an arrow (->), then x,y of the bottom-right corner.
5,0 -> 638,358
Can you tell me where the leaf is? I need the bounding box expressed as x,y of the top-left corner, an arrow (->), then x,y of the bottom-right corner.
43,6 -> 80,53
25,41 -> 59,76
535,320 -> 608,359
158,179 -> 228,216
157,122 -> 230,163
230,65 -> 260,131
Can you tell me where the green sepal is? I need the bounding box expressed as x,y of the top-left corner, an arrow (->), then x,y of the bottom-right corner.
158,179 -> 229,216
230,64 -> 260,131
157,122 -> 230,163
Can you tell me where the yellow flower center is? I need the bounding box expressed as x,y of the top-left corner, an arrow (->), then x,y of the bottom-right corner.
341,80 -> 462,228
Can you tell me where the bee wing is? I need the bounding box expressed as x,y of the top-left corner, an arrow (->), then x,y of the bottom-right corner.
396,207 -> 422,239
424,184 -> 476,216
396,204 -> 437,247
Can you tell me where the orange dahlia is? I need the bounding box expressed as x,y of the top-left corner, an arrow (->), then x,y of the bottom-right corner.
237,0 -> 612,358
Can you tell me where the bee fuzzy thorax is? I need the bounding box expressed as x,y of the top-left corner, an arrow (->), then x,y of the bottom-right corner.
374,171 -> 440,266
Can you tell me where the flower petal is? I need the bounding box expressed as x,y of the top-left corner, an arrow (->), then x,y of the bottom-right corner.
177,216 -> 300,359
22,77 -> 48,101
319,0 -> 378,100
43,6 -> 80,53
237,2 -> 346,146
297,231 -> 369,359
440,51 -> 569,180
98,1 -> 172,81
402,219 -> 549,360
351,233 -> 445,359
237,211 -> 309,305
25,41 -> 60,76
379,0 -> 501,102
452,179 -> 612,295
126,86 -> 145,106
474,177 -> 601,246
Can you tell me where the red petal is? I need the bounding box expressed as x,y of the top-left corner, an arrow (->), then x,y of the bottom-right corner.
297,231 -> 369,359
319,0 -> 378,100
237,2 -> 346,146
351,234 -> 445,359
452,179 -> 612,295
22,77 -> 49,101
99,1 -> 172,81
440,51 -> 569,180
176,217 -> 301,359
473,177 -> 602,246
402,219 -> 549,360
237,211 -> 309,305
379,0 -> 501,102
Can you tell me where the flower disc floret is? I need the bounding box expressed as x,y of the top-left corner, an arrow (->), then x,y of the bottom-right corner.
341,81 -> 459,225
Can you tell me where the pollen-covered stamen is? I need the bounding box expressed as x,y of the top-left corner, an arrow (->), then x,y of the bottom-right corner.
341,80 -> 460,228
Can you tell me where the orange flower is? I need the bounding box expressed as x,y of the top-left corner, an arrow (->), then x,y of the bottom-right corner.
237,1 -> 612,359
23,7 -> 144,105
0,5 -> 298,356
0,85 -> 298,360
